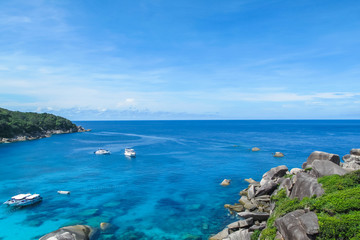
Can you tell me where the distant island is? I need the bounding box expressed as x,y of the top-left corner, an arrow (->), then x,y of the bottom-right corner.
0,107 -> 90,143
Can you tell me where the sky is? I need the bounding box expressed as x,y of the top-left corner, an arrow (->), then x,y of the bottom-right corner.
0,0 -> 360,120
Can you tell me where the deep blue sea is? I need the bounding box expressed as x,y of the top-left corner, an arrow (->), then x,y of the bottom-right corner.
0,120 -> 359,239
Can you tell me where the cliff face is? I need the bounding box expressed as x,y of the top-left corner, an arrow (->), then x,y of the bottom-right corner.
211,149 -> 360,240
0,108 -> 90,143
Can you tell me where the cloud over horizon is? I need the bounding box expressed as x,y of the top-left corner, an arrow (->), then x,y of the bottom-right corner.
1,0 -> 360,120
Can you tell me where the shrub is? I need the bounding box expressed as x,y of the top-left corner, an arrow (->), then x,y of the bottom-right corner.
312,186 -> 360,214
317,211 -> 360,240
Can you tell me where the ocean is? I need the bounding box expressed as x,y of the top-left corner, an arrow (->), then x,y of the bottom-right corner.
0,120 -> 359,239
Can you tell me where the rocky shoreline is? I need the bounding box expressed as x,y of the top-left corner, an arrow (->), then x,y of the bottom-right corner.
0,125 -> 90,144
210,149 -> 360,240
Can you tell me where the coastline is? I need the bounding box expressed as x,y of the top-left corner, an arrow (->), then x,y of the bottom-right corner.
0,126 -> 91,144
210,149 -> 360,240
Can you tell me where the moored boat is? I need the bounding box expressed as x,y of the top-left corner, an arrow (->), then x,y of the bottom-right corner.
124,148 -> 136,157
94,149 -> 111,155
3,193 -> 42,207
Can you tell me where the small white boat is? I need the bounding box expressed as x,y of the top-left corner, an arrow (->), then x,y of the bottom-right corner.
94,149 -> 111,155
57,191 -> 70,195
124,148 -> 136,157
3,193 -> 42,207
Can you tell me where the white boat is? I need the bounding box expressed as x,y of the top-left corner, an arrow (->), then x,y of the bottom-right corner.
94,149 -> 111,155
3,193 -> 42,207
124,148 -> 136,157
57,190 -> 70,195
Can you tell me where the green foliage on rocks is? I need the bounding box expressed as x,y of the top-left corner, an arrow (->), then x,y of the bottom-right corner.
317,211 -> 360,240
312,187 -> 360,214
318,170 -> 360,193
251,230 -> 261,240
0,107 -> 77,138
260,170 -> 360,240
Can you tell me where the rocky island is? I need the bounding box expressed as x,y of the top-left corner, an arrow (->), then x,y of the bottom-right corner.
0,107 -> 90,143
211,149 -> 360,240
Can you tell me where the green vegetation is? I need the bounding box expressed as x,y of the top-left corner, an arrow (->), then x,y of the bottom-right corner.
0,107 -> 77,138
251,230 -> 261,240
260,170 -> 360,240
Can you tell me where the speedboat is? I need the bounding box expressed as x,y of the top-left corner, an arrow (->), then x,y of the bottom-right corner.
94,149 -> 111,155
3,193 -> 42,207
124,148 -> 136,157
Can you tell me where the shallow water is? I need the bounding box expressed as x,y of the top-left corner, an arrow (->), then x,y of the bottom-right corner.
0,120 -> 359,239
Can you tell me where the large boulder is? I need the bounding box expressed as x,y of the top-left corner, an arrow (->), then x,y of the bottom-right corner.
350,149 -> 360,156
262,165 -> 288,181
275,210 -> 319,240
255,180 -> 278,197
39,225 -> 97,240
299,212 -> 319,235
290,172 -> 324,200
302,151 -> 340,169
311,160 -> 348,177
342,149 -> 360,170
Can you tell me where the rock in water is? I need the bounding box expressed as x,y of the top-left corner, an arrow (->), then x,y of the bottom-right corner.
350,148 -> 360,156
273,152 -> 284,157
100,222 -> 110,231
252,147 -> 260,152
342,149 -> 360,171
220,179 -> 231,186
39,225 -> 97,240
311,160 -> 348,177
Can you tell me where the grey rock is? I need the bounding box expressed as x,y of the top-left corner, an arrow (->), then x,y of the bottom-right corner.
249,221 -> 266,231
290,172 -> 324,200
239,217 -> 253,228
262,165 -> 288,181
311,160 -> 348,177
275,210 -> 311,240
255,180 -> 278,197
244,178 -> 260,185
210,228 -> 229,240
279,178 -> 293,197
274,231 -> 284,240
247,185 -> 256,199
343,154 -> 360,164
244,202 -> 257,211
350,149 -> 360,156
39,225 -> 97,240
240,189 -> 248,196
227,221 -> 240,230
224,229 -> 252,240
274,152 -> 284,157
254,195 -> 271,202
303,151 -> 340,169
237,212 -> 270,221
290,168 -> 302,175
239,196 -> 252,206
299,212 -> 319,235
341,161 -> 360,171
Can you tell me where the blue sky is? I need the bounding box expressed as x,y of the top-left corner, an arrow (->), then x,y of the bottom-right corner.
0,0 -> 360,120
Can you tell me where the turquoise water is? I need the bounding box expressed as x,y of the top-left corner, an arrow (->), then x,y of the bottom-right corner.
0,120 -> 360,239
